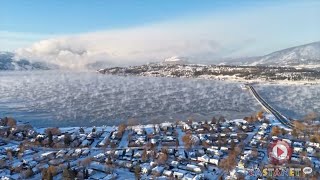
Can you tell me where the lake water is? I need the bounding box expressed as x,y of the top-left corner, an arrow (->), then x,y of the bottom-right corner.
0,71 -> 261,127
0,71 -> 318,127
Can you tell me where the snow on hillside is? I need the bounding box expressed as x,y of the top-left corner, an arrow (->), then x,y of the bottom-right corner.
0,51 -> 54,70
163,56 -> 188,64
251,41 -> 320,67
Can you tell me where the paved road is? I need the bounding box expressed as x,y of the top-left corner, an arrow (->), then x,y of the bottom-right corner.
247,85 -> 294,128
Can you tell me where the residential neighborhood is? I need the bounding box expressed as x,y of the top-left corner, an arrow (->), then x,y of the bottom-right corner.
0,112 -> 319,179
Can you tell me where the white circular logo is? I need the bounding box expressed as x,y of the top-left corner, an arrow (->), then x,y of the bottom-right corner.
303,167 -> 313,174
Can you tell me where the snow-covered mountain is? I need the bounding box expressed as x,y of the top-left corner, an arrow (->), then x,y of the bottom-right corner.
251,41 -> 320,67
0,52 -> 55,70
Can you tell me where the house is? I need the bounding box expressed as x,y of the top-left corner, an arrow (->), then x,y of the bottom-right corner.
160,122 -> 172,131
188,151 -> 196,158
0,155 -> 6,161
82,148 -> 90,156
250,140 -> 258,147
293,142 -> 303,147
306,142 -> 320,148
228,139 -> 239,144
140,163 -> 151,174
154,125 -> 160,134
254,134 -> 262,140
81,139 -> 92,147
283,139 -> 292,145
210,146 -> 219,150
186,164 -> 202,173
220,147 -> 228,151
271,136 -> 278,140
207,148 -> 222,156
198,154 -> 210,163
182,173 -> 194,180
90,161 -> 108,172
293,147 -> 303,153
115,150 -> 124,157
183,123 -> 191,131
27,160 -> 38,168
98,136 -> 109,147
162,136 -> 174,142
197,149 -> 205,155
133,150 -> 142,158
49,158 -> 64,166
291,157 -> 301,163
209,158 -> 219,166
171,160 -> 179,167
307,147 -> 315,154
115,160 -> 133,168
150,138 -> 158,144
237,160 -> 245,169
134,128 -> 145,135
94,153 -> 106,161
73,148 -> 82,157
193,174 -> 205,180
41,151 -> 55,159
152,166 -> 164,176
135,136 -> 146,145
172,169 -> 186,179
56,150 -> 67,158
163,170 -> 173,177
230,133 -> 238,139
125,149 -> 133,157
22,149 -> 35,156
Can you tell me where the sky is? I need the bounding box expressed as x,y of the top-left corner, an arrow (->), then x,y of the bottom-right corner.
1,0 -> 320,68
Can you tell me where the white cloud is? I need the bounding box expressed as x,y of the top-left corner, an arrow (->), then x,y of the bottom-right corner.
13,1 -> 320,69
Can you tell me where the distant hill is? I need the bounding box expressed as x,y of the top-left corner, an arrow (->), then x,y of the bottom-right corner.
0,52 -> 55,70
250,41 -> 320,67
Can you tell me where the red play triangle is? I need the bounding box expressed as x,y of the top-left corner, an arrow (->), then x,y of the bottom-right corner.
277,147 -> 284,156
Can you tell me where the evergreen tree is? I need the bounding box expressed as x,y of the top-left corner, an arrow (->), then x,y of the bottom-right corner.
48,131 -> 53,147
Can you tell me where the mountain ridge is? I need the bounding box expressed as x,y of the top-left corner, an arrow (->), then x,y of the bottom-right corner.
250,41 -> 320,67
0,51 -> 55,70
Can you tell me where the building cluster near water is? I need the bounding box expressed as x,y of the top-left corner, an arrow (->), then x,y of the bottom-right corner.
0,113 -> 319,179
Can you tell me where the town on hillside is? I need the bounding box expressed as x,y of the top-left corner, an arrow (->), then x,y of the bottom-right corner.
0,112 -> 319,179
98,64 -> 320,83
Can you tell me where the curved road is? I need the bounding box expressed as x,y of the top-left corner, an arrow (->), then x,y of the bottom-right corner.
247,85 -> 294,128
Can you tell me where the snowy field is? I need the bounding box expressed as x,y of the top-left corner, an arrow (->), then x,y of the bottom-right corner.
0,70 -> 318,127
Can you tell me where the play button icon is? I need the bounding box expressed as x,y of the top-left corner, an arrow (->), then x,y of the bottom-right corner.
272,143 -> 287,160
277,147 -> 284,156
268,140 -> 292,164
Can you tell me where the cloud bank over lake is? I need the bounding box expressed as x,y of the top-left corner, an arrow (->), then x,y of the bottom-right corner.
13,2 -> 320,69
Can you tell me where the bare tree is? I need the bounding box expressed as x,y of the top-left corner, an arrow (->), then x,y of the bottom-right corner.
45,127 -> 61,136
157,152 -> 168,165
6,117 -> 17,127
257,111 -> 264,119
304,112 -> 318,125
271,126 -> 281,136
141,149 -> 148,162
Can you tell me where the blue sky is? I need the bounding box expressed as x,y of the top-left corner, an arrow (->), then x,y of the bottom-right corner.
1,0 -> 278,34
1,1 -> 320,68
